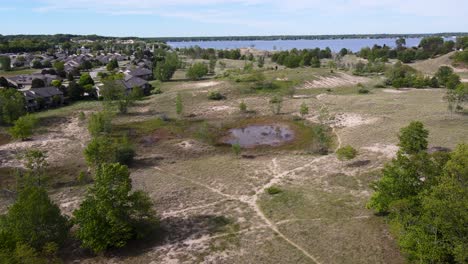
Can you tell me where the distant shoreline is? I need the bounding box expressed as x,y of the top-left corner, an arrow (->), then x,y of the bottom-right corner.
153,33 -> 467,42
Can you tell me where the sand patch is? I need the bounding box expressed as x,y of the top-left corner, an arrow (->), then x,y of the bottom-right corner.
331,113 -> 379,128
362,144 -> 399,158
382,89 -> 407,94
300,73 -> 368,89
187,81 -> 222,89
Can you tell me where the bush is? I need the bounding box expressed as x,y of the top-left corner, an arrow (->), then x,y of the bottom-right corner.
266,186 -> 282,195
232,143 -> 241,157
207,91 -> 224,100
358,87 -> 370,94
9,114 -> 37,141
186,62 -> 208,80
336,145 -> 358,160
84,136 -> 135,168
269,96 -> 282,115
151,86 -> 162,94
239,101 -> 247,113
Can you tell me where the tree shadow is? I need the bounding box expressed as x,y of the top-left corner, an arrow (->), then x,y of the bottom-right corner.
63,214 -> 235,261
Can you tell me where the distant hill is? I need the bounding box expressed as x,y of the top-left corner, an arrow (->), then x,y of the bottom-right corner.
410,52 -> 456,74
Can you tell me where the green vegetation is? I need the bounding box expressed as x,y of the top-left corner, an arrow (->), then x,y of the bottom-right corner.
271,48 -> 331,68
154,52 -> 179,81
176,93 -> 183,116
239,100 -> 247,113
0,186 -> 69,262
73,163 -> 157,254
9,114 -> 37,140
368,122 -> 467,263
0,88 -> 26,125
299,102 -> 309,118
207,91 -> 224,100
187,62 -> 209,80
269,96 -> 282,115
266,186 -> 283,195
231,143 -> 241,157
87,111 -> 112,137
336,145 -> 358,160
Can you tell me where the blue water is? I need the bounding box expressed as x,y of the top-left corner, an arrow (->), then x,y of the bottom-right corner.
169,37 -> 456,52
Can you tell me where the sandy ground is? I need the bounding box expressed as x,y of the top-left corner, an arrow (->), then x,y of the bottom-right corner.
300,73 -> 369,89
0,116 -> 89,168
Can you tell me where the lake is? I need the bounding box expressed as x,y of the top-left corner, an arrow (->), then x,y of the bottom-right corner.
168,37 -> 456,52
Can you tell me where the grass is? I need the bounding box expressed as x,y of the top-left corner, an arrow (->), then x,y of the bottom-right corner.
266,186 -> 283,195
0,68 -> 39,78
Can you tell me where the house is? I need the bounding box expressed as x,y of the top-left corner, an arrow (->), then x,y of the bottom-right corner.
7,74 -> 60,89
96,74 -> 151,97
120,74 -> 151,94
22,87 -> 64,111
125,67 -> 153,80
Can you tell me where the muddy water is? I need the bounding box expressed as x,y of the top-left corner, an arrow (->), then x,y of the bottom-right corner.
222,124 -> 295,148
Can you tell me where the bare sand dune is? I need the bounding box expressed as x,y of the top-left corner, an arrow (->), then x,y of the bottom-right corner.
300,73 -> 368,89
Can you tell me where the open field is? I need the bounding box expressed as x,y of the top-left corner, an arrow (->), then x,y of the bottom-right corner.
1,61 -> 467,263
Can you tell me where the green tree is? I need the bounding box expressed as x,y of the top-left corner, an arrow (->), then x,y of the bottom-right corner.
31,78 -> 45,88
435,66 -> 454,86
336,145 -> 357,160
396,38 -> 406,49
153,53 -> 179,81
0,56 -> 11,71
0,88 -> 26,125
106,59 -> 119,71
9,114 -> 37,141
257,56 -> 265,68
53,61 -> 64,72
67,81 -> 84,101
398,121 -> 429,155
0,186 -> 70,250
78,73 -> 94,87
87,111 -> 112,137
50,80 -> 62,88
186,62 -> 209,80
73,163 -> 156,253
209,57 -> 217,74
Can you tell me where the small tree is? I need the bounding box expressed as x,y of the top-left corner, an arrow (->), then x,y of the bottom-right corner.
269,96 -> 282,115
87,111 -> 112,137
9,114 -> 37,141
300,102 -> 309,118
19,149 -> 48,187
398,121 -> 429,155
176,93 -> 183,116
186,62 -> 208,80
257,56 -> 265,68
73,163 -> 156,253
209,57 -> 217,74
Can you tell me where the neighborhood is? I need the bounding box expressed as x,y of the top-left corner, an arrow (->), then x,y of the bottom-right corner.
0,45 -> 154,111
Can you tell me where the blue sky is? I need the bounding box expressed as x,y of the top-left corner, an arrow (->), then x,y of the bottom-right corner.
1,0 -> 467,37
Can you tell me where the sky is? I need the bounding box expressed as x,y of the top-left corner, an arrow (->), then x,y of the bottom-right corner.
1,0 -> 467,37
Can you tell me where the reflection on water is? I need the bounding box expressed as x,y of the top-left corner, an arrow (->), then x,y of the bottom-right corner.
222,124 -> 295,148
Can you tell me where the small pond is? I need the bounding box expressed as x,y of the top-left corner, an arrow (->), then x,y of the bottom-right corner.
221,124 -> 295,148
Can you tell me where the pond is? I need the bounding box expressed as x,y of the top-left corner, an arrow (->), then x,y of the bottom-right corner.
221,124 -> 295,148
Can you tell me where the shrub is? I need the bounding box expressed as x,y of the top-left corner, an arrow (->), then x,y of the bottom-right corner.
207,91 -> 224,100
300,102 -> 309,117
266,186 -> 282,195
358,87 -> 370,94
9,114 -> 37,141
269,96 -> 282,115
239,101 -> 247,113
176,93 -> 183,116
151,86 -> 162,94
186,62 -> 208,80
231,143 -> 241,157
336,145 -> 358,160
